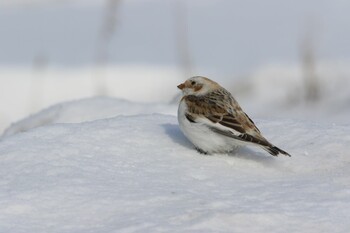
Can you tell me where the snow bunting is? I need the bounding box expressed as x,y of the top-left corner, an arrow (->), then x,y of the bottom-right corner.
177,76 -> 290,156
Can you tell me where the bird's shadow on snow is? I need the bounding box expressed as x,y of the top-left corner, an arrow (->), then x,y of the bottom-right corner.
161,123 -> 194,150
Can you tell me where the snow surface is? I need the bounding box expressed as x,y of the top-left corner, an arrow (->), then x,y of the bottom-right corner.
2,97 -> 177,137
1,99 -> 350,232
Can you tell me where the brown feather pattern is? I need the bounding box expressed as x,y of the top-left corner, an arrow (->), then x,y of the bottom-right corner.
184,88 -> 261,137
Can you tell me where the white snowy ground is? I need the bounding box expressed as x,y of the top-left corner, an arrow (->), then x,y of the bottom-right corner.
1,98 -> 350,232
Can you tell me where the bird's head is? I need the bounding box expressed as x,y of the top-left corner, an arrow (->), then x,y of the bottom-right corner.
177,76 -> 220,96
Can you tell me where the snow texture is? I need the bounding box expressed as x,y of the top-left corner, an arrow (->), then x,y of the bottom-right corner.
1,99 -> 350,233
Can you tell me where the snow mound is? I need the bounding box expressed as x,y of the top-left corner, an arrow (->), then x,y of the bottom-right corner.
2,96 -> 177,137
1,113 -> 350,232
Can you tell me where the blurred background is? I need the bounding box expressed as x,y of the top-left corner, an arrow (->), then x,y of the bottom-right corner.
1,0 -> 350,133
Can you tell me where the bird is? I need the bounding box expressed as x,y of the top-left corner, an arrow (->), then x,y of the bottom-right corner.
177,76 -> 290,157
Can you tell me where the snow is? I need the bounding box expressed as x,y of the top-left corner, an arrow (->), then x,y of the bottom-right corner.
2,97 -> 177,137
1,98 -> 350,232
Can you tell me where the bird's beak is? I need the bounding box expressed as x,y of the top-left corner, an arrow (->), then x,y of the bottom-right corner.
177,83 -> 185,90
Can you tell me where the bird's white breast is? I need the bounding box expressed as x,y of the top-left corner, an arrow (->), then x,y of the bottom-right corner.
177,99 -> 240,153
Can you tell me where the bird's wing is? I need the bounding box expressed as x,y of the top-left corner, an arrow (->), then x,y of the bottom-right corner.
184,89 -> 268,144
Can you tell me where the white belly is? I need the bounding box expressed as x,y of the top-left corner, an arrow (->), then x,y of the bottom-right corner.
177,100 -> 241,154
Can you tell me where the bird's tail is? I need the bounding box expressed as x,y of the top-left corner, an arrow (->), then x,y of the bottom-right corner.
263,145 -> 291,157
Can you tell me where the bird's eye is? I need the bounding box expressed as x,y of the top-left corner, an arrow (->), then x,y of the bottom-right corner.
191,81 -> 196,85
